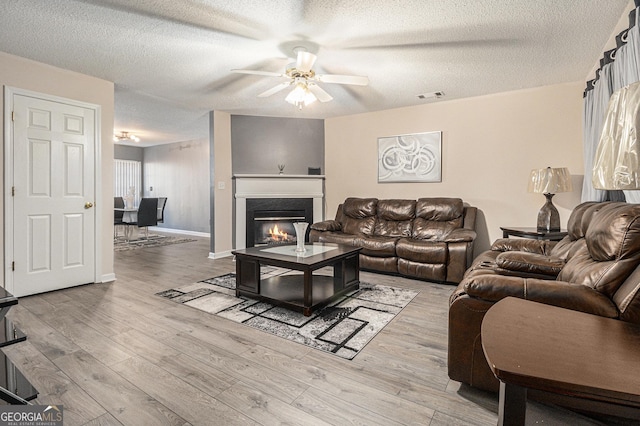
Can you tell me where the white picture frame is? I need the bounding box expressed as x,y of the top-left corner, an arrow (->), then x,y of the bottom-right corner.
378,131 -> 442,183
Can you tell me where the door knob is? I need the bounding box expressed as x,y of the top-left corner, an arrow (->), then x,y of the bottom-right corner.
85,202 -> 94,209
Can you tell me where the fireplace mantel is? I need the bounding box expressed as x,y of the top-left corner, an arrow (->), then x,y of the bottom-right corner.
234,174 -> 325,249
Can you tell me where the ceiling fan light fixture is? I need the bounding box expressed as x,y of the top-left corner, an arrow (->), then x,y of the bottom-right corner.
232,46 -> 368,108
285,82 -> 317,109
113,131 -> 140,143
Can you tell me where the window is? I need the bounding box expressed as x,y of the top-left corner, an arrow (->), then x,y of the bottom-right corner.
114,159 -> 142,207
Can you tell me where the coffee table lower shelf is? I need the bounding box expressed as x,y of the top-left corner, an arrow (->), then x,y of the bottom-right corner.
237,274 -> 359,316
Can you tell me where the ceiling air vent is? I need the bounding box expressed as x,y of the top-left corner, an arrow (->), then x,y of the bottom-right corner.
417,91 -> 444,100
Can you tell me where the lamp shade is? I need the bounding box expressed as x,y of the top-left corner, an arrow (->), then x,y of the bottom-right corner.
528,167 -> 573,194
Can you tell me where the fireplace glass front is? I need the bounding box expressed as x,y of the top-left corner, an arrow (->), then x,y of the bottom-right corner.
246,198 -> 313,247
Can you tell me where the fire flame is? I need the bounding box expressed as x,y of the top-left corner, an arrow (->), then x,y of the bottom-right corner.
268,224 -> 289,241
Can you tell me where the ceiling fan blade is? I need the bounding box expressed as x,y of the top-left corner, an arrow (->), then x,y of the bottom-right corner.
296,51 -> 317,72
315,73 -> 369,86
231,69 -> 284,77
258,82 -> 291,97
307,84 -> 333,102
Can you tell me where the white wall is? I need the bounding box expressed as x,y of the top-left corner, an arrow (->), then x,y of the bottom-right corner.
324,82 -> 585,253
212,111 -> 233,257
0,51 -> 115,281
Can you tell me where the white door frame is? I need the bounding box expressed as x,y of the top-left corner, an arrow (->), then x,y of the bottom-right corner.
3,86 -> 102,294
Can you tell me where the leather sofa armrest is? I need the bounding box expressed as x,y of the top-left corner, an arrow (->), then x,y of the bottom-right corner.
490,238 -> 555,254
444,228 -> 477,243
495,252 -> 564,277
310,220 -> 342,232
463,275 -> 619,318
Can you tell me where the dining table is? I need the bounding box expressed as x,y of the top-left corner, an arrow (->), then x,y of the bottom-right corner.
114,207 -> 138,241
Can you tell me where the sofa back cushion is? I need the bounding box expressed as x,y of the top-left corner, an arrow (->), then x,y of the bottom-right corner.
558,203 -> 640,298
549,202 -> 605,259
374,199 -> 416,237
412,198 -> 464,240
566,202 -> 600,240
340,197 -> 378,236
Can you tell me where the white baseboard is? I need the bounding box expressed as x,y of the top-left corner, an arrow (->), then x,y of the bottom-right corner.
101,273 -> 116,283
149,226 -> 210,238
209,250 -> 233,259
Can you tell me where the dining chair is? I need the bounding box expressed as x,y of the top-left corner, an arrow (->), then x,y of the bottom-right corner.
114,196 -> 125,239
125,197 -> 158,240
157,197 -> 167,223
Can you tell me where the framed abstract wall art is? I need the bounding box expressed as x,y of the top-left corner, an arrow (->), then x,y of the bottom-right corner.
378,131 -> 442,183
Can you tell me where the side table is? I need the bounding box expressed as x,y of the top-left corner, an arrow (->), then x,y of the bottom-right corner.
500,226 -> 567,241
482,297 -> 640,425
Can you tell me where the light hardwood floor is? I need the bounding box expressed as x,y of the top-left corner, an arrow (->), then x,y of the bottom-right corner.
3,235 -> 611,425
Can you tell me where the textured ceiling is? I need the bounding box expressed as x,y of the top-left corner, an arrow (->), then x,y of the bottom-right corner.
0,0 -> 629,146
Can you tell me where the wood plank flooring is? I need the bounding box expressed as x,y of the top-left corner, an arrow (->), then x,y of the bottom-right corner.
2,235 -> 612,425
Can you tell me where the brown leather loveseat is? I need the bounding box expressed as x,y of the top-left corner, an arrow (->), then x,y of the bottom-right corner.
448,201 -> 640,392
309,197 -> 477,283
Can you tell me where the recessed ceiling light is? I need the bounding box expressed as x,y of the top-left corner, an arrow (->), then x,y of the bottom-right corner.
417,91 -> 445,100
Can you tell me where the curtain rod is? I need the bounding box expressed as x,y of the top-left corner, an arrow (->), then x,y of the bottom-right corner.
584,7 -> 638,97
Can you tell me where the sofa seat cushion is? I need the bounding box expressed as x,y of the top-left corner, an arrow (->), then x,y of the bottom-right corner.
360,255 -> 398,273
359,236 -> 399,257
496,252 -> 564,277
396,238 -> 447,263
398,258 -> 446,281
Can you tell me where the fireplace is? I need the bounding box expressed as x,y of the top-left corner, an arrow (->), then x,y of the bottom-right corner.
246,198 -> 313,247
234,174 -> 325,250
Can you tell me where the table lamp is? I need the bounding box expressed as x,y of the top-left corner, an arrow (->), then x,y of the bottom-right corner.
528,167 -> 573,232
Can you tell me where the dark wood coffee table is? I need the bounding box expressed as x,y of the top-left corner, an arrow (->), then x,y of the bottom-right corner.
482,297 -> 640,425
231,243 -> 361,316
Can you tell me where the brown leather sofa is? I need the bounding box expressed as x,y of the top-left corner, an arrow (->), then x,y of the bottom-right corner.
448,201 -> 640,392
309,197 -> 477,283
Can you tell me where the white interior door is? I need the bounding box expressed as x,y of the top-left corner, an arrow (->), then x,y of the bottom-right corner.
9,93 -> 96,297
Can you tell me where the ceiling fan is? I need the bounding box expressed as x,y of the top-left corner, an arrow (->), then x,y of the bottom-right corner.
231,49 -> 369,109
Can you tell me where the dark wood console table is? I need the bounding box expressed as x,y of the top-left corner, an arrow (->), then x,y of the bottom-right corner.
500,226 -> 567,241
482,297 -> 640,425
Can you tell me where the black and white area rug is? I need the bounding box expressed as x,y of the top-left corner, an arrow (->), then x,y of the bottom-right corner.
114,234 -> 197,252
156,268 -> 419,359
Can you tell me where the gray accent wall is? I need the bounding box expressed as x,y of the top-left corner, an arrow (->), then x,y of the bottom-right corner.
143,139 -> 210,233
231,115 -> 324,174
114,144 -> 143,161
